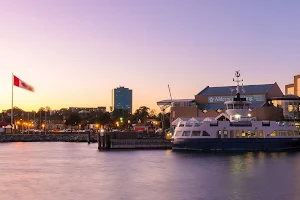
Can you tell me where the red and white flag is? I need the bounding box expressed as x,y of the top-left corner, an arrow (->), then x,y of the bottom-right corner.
13,75 -> 35,92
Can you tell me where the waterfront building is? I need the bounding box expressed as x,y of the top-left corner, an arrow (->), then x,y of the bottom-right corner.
285,74 -> 300,96
69,107 -> 106,113
112,86 -> 132,113
158,83 -> 285,124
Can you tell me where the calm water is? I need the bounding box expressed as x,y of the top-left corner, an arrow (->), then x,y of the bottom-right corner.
1,143 -> 300,200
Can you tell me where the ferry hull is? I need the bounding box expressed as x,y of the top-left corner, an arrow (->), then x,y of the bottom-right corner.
172,138 -> 300,151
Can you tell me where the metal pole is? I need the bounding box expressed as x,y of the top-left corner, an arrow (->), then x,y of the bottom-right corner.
11,73 -> 14,133
45,109 -> 46,134
40,111 -> 41,129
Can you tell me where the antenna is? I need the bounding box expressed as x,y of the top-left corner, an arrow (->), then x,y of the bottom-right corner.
233,70 -> 243,94
168,84 -> 173,102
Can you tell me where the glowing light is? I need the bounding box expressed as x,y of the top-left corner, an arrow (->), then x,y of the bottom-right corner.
234,114 -> 241,119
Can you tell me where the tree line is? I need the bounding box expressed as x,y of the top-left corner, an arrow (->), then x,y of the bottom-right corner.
1,106 -> 170,129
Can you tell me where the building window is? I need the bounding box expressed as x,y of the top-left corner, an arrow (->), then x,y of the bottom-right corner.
297,78 -> 300,96
173,102 -> 180,107
287,87 -> 295,95
184,102 -> 190,107
288,105 -> 294,112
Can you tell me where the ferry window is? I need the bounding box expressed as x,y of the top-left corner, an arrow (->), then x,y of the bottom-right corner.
260,130 -> 264,138
230,130 -> 234,138
254,130 -> 258,138
186,122 -> 193,127
244,104 -> 249,109
184,102 -> 190,107
295,131 -> 299,136
194,123 -> 200,127
288,130 -> 294,136
270,131 -> 277,137
217,130 -> 222,138
183,131 -> 191,136
247,130 -> 252,138
228,104 -> 233,109
202,131 -> 210,136
175,131 -> 182,136
241,130 -> 246,138
235,130 -> 240,138
191,131 -> 201,136
279,131 -> 286,136
223,130 -> 228,138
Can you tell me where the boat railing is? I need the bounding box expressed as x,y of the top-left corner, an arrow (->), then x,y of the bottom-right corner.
230,121 -> 252,127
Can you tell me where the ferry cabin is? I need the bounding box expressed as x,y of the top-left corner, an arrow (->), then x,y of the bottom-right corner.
173,120 -> 300,139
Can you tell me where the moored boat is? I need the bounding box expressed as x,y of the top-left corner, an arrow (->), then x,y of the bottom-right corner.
172,71 -> 300,151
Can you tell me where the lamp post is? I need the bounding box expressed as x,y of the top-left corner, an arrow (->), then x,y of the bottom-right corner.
95,124 -> 99,132
42,124 -> 45,134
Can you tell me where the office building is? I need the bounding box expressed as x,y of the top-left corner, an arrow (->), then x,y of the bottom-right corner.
112,86 -> 132,113
285,74 -> 300,96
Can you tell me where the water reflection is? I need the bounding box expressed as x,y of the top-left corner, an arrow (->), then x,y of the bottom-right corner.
1,143 -> 300,200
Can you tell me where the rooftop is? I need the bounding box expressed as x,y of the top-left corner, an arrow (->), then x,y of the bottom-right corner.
157,99 -> 194,105
197,83 -> 275,95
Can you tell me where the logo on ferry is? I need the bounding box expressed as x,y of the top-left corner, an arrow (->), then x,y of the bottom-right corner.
208,97 -> 214,102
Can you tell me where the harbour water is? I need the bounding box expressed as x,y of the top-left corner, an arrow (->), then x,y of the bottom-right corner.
1,143 -> 300,200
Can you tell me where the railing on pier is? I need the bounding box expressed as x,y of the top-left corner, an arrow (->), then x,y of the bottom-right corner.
110,139 -> 172,149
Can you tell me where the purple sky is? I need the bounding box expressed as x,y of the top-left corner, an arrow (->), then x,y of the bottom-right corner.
1,0 -> 299,112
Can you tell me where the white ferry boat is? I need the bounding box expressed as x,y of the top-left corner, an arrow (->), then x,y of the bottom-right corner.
172,71 -> 300,151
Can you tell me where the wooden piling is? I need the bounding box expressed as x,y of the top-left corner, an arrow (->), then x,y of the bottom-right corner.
87,131 -> 91,144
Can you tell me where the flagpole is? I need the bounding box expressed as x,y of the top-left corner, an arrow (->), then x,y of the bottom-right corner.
11,73 -> 14,133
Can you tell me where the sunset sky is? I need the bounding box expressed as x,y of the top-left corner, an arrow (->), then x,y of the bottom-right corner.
1,0 -> 299,113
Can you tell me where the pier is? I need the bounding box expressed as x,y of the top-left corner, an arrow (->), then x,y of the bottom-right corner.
97,132 -> 172,150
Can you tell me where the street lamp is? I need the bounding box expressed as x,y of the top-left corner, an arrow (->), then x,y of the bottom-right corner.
42,124 -> 45,134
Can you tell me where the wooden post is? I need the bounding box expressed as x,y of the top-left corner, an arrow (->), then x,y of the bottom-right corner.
87,131 -> 91,144
97,132 -> 101,150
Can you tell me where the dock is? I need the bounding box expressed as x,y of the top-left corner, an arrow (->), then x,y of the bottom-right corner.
96,132 -> 172,150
